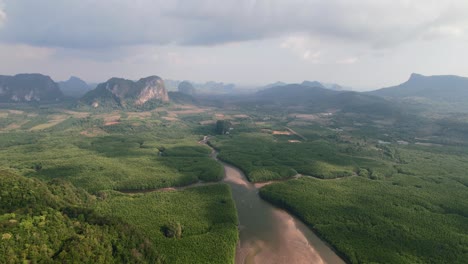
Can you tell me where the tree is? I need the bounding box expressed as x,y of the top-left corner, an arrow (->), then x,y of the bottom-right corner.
162,221 -> 183,239
216,120 -> 231,135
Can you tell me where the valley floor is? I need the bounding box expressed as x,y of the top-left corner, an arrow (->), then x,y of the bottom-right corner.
1,103 -> 468,263
0,105 -> 239,263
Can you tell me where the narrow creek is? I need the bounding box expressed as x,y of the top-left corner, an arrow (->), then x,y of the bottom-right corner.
206,141 -> 345,264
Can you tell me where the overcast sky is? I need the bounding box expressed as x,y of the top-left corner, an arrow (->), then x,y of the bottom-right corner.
0,0 -> 467,90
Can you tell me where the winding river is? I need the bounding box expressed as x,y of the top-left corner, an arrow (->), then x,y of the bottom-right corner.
206,141 -> 345,264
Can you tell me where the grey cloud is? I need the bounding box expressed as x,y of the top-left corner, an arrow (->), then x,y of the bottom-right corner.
0,0 -> 467,49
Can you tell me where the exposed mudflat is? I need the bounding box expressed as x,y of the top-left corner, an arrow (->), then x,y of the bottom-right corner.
222,163 -> 344,264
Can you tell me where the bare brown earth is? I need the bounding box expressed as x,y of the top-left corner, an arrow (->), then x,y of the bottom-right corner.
199,120 -> 216,125
63,110 -> 90,118
126,112 -> 152,119
30,114 -> 68,131
162,117 -> 179,121
96,113 -> 121,123
3,121 -> 28,131
167,105 -> 210,116
290,114 -> 319,121
168,109 -> 207,115
8,110 -> 24,115
272,131 -> 292,135
80,128 -> 108,137
104,121 -> 121,126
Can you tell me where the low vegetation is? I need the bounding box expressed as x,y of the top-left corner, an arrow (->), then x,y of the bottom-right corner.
0,107 -> 238,263
2,92 -> 468,263
260,145 -> 468,263
210,130 -> 392,182
0,110 -> 222,192
95,184 -> 238,264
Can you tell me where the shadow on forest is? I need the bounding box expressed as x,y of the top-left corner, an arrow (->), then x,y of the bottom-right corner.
27,165 -> 86,180
158,146 -> 224,183
74,135 -> 148,158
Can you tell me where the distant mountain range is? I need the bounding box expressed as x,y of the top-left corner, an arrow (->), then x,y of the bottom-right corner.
80,76 -> 169,109
263,80 -> 348,91
322,83 -> 347,91
0,74 -> 63,103
2,72 -> 468,114
256,84 -> 335,103
194,81 -> 235,94
165,79 -> 235,94
58,76 -> 92,98
252,83 -> 396,115
369,73 -> 468,102
254,73 -> 468,115
262,81 -> 288,90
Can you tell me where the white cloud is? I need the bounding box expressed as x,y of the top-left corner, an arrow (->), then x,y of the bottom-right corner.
337,57 -> 358,65
281,36 -> 321,62
423,25 -> 465,40
0,4 -> 6,28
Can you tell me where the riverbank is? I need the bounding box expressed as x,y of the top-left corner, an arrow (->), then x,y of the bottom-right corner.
117,137 -> 346,264
203,134 -> 345,263
222,162 -> 345,264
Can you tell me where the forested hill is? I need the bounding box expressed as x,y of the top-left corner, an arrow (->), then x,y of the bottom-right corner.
0,170 -> 161,263
246,84 -> 399,116
370,73 -> 468,102
255,84 -> 336,103
0,74 -> 63,103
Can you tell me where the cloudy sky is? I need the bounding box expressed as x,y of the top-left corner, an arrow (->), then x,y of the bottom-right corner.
0,0 -> 467,90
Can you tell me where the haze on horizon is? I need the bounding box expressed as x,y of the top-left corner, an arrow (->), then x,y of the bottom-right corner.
0,0 -> 467,90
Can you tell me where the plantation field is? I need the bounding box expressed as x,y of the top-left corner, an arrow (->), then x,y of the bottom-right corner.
0,106 -> 238,263
95,184 -> 238,264
260,145 -> 468,263
208,110 -> 468,263
0,108 -> 223,193
3,102 -> 468,263
210,130 -> 393,182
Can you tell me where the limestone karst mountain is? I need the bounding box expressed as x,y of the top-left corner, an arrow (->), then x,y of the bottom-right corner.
0,73 -> 63,103
81,75 -> 169,109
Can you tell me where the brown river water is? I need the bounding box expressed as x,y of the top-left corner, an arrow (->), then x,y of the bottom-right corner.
121,139 -> 346,263
126,137 -> 346,264
220,160 -> 345,264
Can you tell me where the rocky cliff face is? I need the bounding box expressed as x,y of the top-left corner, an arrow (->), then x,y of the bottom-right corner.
81,75 -> 168,109
0,74 -> 63,103
135,76 -> 169,105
